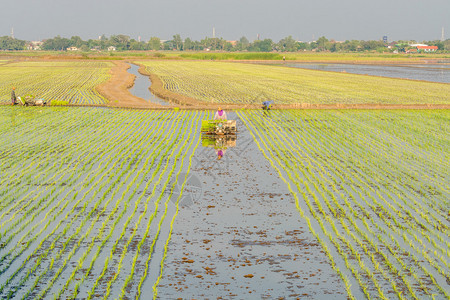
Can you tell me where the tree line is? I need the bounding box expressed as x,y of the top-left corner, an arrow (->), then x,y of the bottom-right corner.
1,34 -> 449,52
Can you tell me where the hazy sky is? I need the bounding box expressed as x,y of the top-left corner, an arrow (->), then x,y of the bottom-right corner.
2,0 -> 449,42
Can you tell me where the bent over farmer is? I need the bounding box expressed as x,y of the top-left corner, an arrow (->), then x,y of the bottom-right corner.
11,87 -> 17,105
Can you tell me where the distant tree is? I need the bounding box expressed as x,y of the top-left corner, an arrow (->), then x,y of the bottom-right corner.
316,36 -> 328,51
278,36 -> 298,52
329,42 -> 338,52
70,36 -> 84,48
80,45 -> 90,52
184,37 -> 194,50
193,40 -> 202,51
360,40 -> 385,51
110,35 -> 130,50
444,39 -> 450,51
236,36 -> 250,51
163,40 -> 174,50
342,40 -> 360,52
42,36 -> 72,51
129,39 -> 146,50
200,37 -> 211,50
173,34 -> 183,50
148,37 -> 161,50
224,41 -> 234,51
297,42 -> 309,51
249,39 -> 273,52
0,36 -> 26,50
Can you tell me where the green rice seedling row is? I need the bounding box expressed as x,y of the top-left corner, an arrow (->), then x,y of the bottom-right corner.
139,60 -> 450,105
238,109 -> 449,299
0,62 -> 112,105
0,107 -> 206,299
0,106 -> 448,299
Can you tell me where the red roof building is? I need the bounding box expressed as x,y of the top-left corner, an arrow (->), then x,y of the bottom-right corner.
416,46 -> 438,52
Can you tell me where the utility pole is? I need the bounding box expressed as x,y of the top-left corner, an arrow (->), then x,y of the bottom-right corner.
441,27 -> 445,42
213,27 -> 215,39
11,27 -> 14,39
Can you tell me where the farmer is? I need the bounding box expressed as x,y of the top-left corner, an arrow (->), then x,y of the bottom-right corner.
214,107 -> 227,120
262,100 -> 274,111
11,87 -> 17,105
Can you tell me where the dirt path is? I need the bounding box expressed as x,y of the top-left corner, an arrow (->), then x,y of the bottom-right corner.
147,112 -> 347,299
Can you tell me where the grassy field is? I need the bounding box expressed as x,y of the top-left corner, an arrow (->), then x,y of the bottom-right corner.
138,60 -> 450,105
0,61 -> 112,105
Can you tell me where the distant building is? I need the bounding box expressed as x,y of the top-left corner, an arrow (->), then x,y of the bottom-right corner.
383,36 -> 388,43
387,42 -> 397,49
27,41 -> 43,50
416,45 -> 438,52
67,47 -> 79,51
108,46 -> 116,51
227,40 -> 237,46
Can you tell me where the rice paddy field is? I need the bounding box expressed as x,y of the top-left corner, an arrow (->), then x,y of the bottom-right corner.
0,61 -> 111,105
0,106 -> 448,299
138,60 -> 450,105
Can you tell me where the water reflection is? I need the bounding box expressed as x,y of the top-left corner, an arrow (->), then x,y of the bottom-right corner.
201,134 -> 236,160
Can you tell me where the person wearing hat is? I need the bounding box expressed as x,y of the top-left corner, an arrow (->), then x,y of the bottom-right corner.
11,87 -> 17,105
214,107 -> 227,120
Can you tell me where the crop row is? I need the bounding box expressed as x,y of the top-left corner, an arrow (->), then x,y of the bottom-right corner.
138,60 -> 450,105
0,62 -> 112,105
238,109 -> 449,299
0,107 -> 206,299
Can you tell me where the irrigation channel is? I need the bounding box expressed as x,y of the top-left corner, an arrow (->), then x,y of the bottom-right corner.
284,63 -> 450,83
152,111 -> 348,299
127,64 -> 170,106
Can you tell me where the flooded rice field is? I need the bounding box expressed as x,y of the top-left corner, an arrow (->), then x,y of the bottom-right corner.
154,112 -> 346,299
284,63 -> 450,83
0,107 -> 448,299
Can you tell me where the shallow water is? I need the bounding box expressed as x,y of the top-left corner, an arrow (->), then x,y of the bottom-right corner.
151,112 -> 348,299
285,63 -> 450,83
127,64 -> 170,105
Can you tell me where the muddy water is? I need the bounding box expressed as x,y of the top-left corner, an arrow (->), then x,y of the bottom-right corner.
152,112 -> 347,299
126,64 -> 170,105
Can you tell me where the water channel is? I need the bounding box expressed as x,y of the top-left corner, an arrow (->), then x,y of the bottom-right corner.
284,63 -> 450,83
126,64 -> 170,106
